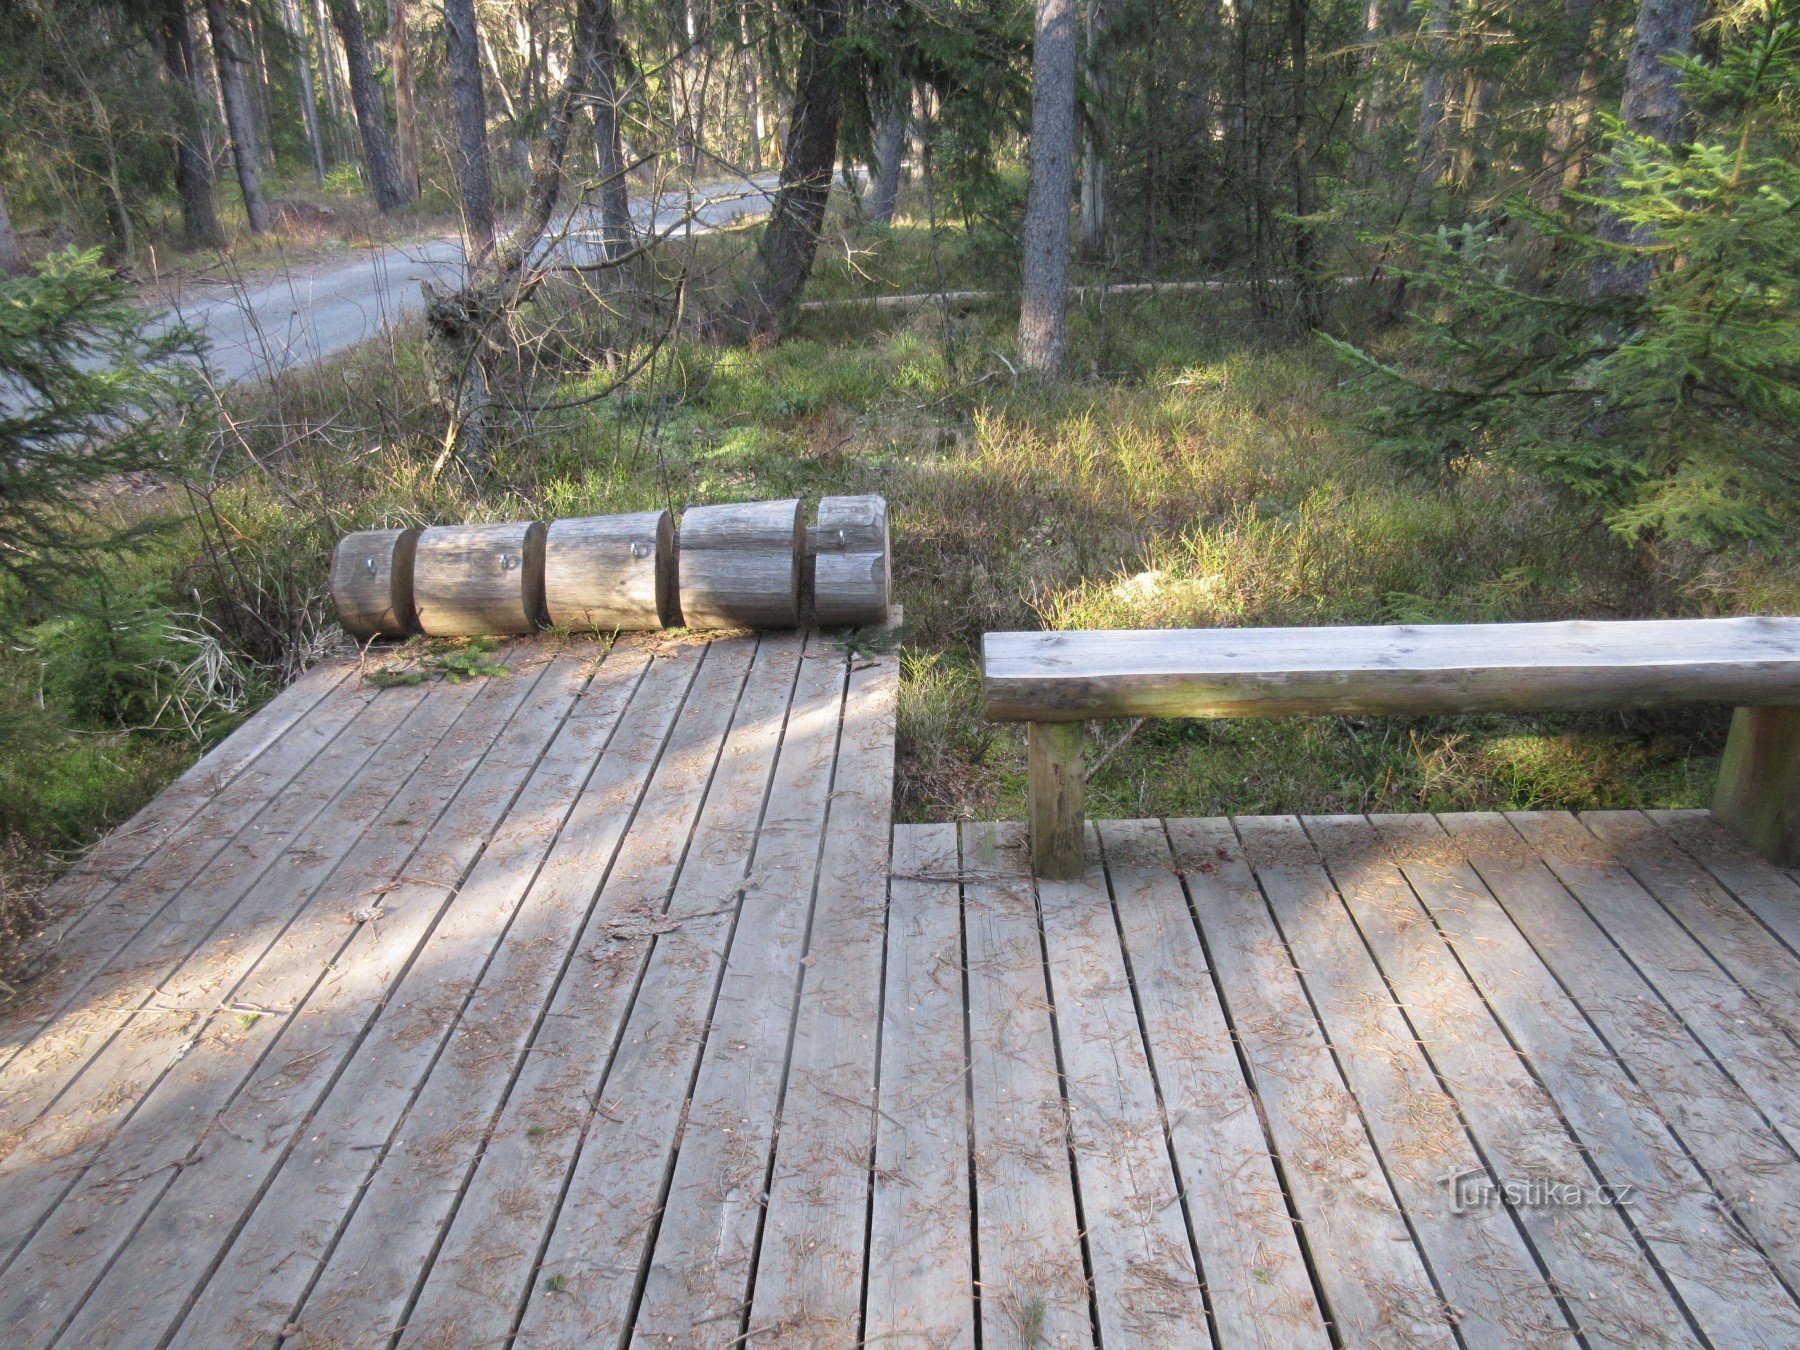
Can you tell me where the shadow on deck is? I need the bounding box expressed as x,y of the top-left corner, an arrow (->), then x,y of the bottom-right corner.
0,628 -> 1796,1345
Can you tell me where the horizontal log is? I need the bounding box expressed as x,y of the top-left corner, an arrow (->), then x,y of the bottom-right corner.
678,499 -> 802,629
330,527 -> 420,640
413,521 -> 547,637
812,494 -> 890,628
983,618 -> 1800,722
544,511 -> 676,632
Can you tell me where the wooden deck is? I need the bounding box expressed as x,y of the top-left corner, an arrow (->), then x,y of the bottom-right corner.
2,630 -> 1800,1345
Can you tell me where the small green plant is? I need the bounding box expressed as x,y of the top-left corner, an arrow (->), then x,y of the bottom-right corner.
1330,3 -> 1800,547
365,637 -> 511,688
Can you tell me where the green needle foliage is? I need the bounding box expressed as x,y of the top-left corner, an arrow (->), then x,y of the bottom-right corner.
0,248 -> 208,585
1331,2 -> 1800,548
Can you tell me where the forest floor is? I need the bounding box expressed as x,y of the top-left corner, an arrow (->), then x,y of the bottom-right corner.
5,196 -> 1797,962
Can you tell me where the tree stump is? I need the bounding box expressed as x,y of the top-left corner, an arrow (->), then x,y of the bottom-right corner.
678,499 -> 803,629
544,511 -> 677,632
330,527 -> 421,640
413,521 -> 547,636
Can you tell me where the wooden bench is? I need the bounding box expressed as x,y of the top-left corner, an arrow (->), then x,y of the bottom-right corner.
982,617 -> 1800,878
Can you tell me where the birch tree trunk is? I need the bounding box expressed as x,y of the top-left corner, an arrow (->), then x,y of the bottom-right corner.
1591,0 -> 1700,297
445,0 -> 497,259
730,0 -> 848,340
163,0 -> 228,247
1019,0 -> 1078,375
202,0 -> 272,233
326,0 -> 411,210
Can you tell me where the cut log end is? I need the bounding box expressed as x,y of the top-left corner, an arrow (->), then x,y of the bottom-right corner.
813,494 -> 890,628
331,527 -> 422,640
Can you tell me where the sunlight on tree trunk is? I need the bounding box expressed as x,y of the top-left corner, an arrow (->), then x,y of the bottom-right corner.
445,0 -> 497,260
279,0 -> 328,184
163,0 -> 227,250
732,0 -> 849,341
1079,0 -> 1111,259
203,0 -> 271,234
1020,0 -> 1078,374
392,0 -> 421,198
327,0 -> 411,211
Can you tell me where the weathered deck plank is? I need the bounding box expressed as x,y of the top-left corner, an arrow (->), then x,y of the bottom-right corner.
864,824 -> 975,1350
1238,815 -> 1573,1344
1036,825 -> 1211,1344
746,650 -> 899,1345
3,643 -> 1798,1350
1097,819 -> 1327,1347
1168,817 -> 1453,1345
1312,813 -> 1695,1346
1430,812 -> 1800,1344
961,820 -> 1092,1347
84,644 -> 621,1347
1,645 -> 560,1345
387,639 -> 761,1349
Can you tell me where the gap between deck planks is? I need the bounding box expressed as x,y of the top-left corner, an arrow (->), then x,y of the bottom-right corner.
9,630 -> 1800,1350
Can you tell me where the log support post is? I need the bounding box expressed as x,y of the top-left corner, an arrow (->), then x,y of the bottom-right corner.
1029,721 -> 1086,880
1714,706 -> 1800,866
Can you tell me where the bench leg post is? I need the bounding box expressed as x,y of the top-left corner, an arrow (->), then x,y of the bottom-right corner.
1029,721 -> 1086,880
1714,706 -> 1800,866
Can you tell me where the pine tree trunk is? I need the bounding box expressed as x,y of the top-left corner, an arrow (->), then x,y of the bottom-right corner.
0,182 -> 22,275
1019,0 -> 1078,375
445,0 -> 497,259
585,0 -> 633,257
1591,0 -> 1700,297
163,0 -> 228,247
738,0 -> 763,170
326,0 -> 411,210
247,5 -> 277,170
1078,0 -> 1110,257
203,0 -> 272,233
1534,0 -> 1598,206
391,0 -> 420,197
427,0 -> 604,473
281,0 -> 328,183
1414,0 -> 1454,190
869,78 -> 905,224
730,0 -> 848,341
308,0 -> 349,160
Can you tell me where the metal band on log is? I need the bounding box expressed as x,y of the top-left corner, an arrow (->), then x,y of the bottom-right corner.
330,527 -> 421,640
678,499 -> 803,629
413,521 -> 548,636
544,511 -> 677,632
812,494 -> 890,627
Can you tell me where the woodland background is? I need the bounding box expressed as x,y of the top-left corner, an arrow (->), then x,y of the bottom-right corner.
0,0 -> 1794,956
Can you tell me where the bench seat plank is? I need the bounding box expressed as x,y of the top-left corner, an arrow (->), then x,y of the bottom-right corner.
984,617 -> 1800,721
